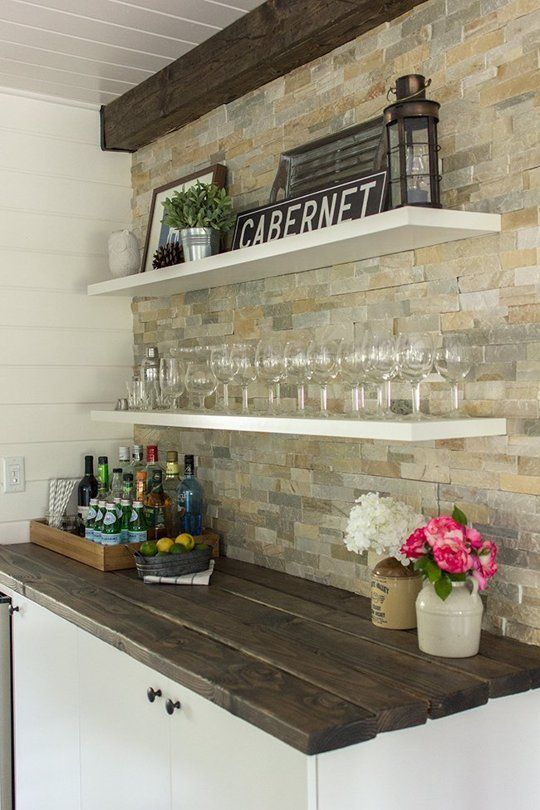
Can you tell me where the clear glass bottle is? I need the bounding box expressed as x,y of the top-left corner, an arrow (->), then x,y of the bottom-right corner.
177,454 -> 203,536
122,473 -> 134,502
131,445 -> 145,475
110,468 -> 123,500
141,347 -> 160,408
144,469 -> 171,542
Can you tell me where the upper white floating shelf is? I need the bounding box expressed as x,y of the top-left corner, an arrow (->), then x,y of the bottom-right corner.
88,207 -> 501,298
90,410 -> 507,443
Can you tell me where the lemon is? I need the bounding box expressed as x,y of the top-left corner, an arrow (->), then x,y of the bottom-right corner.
175,533 -> 195,551
156,537 -> 175,553
140,540 -> 158,557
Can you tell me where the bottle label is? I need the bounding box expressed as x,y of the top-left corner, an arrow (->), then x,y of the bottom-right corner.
84,528 -> 94,541
86,505 -> 97,522
130,509 -> 139,522
120,528 -> 130,542
101,533 -> 121,545
103,511 -> 117,526
93,531 -> 102,544
128,530 -> 147,543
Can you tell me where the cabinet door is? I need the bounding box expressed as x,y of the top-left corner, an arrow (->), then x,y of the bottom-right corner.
11,595 -> 80,810
78,631 -> 171,810
164,676 -> 308,810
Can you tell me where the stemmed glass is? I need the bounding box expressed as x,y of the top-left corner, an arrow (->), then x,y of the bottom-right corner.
255,338 -> 286,413
210,344 -> 238,412
307,338 -> 342,417
159,358 -> 183,409
396,332 -> 434,419
184,359 -> 217,410
366,332 -> 398,416
340,336 -> 369,415
435,335 -> 473,413
231,343 -> 257,414
284,339 -> 312,414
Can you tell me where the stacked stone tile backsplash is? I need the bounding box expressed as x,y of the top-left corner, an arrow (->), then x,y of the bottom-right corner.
130,0 -> 540,644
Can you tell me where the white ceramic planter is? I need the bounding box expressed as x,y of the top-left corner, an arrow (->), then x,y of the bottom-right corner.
416,578 -> 483,658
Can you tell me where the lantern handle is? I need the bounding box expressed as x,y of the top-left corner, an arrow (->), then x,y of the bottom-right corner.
386,77 -> 432,102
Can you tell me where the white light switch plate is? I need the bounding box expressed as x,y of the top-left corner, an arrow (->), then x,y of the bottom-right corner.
2,456 -> 25,493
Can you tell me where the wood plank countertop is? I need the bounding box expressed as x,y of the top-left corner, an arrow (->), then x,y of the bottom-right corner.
0,543 -> 539,755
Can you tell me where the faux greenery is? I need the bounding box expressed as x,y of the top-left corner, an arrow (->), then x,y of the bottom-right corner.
162,181 -> 236,232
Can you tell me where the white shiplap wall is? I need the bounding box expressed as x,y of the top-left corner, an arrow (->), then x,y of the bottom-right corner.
0,92 -> 134,543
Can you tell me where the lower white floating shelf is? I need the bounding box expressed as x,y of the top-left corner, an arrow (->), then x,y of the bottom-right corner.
90,410 -> 507,442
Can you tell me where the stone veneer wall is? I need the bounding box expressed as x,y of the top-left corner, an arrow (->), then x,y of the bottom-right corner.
130,0 -> 540,645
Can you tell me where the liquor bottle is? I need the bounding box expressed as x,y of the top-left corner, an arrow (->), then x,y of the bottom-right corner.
120,499 -> 131,542
145,445 -> 163,480
97,456 -> 110,498
101,502 -> 121,545
118,446 -> 131,474
177,454 -> 203,536
128,501 -> 147,544
93,499 -> 106,544
84,498 -> 98,541
110,468 -> 123,500
135,470 -> 147,502
122,473 -> 134,501
131,445 -> 145,475
77,456 -> 98,521
144,469 -> 171,542
163,451 -> 180,533
141,347 -> 160,409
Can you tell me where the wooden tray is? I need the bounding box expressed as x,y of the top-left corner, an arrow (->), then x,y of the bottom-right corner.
30,520 -> 220,572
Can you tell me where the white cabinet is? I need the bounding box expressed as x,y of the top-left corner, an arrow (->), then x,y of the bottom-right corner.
163,674 -> 308,810
10,593 -> 80,810
78,632 -> 170,810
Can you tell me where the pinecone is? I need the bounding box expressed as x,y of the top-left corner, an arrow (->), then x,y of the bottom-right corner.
152,240 -> 183,269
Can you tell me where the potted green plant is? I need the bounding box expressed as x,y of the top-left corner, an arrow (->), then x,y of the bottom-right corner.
161,181 -> 236,261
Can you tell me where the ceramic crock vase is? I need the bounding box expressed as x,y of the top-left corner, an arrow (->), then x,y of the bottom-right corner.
371,557 -> 422,630
416,578 -> 483,658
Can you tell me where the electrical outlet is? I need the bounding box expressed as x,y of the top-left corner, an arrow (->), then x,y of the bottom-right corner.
2,457 -> 25,494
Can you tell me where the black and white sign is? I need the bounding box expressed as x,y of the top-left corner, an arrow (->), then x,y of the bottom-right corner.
232,171 -> 387,251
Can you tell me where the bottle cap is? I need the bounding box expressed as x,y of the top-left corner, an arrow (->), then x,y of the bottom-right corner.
119,446 -> 130,460
98,500 -> 106,506
123,473 -> 134,481
166,450 -> 178,462
184,454 -> 194,474
113,467 -> 122,473
84,455 -> 93,464
121,499 -> 130,505
136,470 -> 147,480
147,445 -> 158,462
146,347 -> 159,359
89,498 -> 98,505
133,501 -> 142,507
98,456 -> 108,464
132,444 -> 143,452
106,502 -> 114,509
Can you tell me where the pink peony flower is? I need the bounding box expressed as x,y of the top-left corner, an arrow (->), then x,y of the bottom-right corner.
477,540 -> 498,578
432,536 -> 473,574
465,526 -> 483,550
400,527 -> 429,559
425,516 -> 465,548
471,555 -> 488,590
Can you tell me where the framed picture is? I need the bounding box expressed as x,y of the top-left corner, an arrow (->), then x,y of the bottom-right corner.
141,163 -> 227,273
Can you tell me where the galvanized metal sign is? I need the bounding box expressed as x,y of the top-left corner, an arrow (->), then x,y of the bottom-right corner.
232,170 -> 387,250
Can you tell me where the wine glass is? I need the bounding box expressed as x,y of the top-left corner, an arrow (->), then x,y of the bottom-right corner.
231,343 -> 257,414
159,358 -> 183,409
365,332 -> 398,417
307,338 -> 342,417
396,332 -> 434,419
210,344 -> 238,411
435,335 -> 473,413
284,339 -> 312,414
184,360 -> 217,410
340,336 -> 369,415
255,338 -> 286,413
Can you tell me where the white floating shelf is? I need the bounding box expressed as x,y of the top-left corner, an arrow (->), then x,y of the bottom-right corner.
90,410 -> 507,443
88,207 -> 501,298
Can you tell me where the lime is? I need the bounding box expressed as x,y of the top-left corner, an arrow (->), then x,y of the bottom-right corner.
170,544 -> 187,554
195,543 -> 208,551
156,550 -> 170,557
140,540 -> 158,557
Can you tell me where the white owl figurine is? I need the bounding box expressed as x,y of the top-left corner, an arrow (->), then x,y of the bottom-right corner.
108,229 -> 140,278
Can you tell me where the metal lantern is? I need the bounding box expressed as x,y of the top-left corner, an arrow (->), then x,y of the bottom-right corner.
384,74 -> 441,209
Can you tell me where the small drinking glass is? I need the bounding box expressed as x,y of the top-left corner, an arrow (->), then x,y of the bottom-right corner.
126,379 -> 144,410
340,337 -> 369,415
435,335 -> 473,413
184,361 -> 217,410
231,343 -> 257,414
210,344 -> 238,411
366,332 -> 398,417
396,332 -> 434,419
255,338 -> 286,413
307,338 -> 342,417
159,357 -> 183,409
284,339 -> 312,414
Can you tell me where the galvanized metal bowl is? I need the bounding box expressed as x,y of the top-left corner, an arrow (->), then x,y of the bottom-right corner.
134,545 -> 212,579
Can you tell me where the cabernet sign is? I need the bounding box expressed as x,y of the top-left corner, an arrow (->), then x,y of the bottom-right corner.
232,171 -> 387,250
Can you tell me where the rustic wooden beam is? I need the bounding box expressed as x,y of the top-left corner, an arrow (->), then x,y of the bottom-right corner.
101,0 -> 426,152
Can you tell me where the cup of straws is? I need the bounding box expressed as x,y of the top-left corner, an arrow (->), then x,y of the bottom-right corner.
46,478 -> 79,529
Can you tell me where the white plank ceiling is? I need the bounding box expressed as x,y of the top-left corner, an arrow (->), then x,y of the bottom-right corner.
0,0 -> 266,106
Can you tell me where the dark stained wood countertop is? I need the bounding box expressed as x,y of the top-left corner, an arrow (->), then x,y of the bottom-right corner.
0,543 -> 539,755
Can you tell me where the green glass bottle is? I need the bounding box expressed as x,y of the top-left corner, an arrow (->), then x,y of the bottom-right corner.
120,499 -> 131,542
97,456 -> 110,499
101,502 -> 121,545
93,499 -> 106,544
128,501 -> 147,544
84,498 -> 98,541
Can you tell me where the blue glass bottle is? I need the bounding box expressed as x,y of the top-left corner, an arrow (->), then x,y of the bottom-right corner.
177,455 -> 203,536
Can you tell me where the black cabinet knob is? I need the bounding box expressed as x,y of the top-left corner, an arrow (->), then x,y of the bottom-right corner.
147,687 -> 162,703
166,699 -> 181,715
9,605 -> 19,615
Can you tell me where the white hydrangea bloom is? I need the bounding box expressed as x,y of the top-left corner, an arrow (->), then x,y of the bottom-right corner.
344,492 -> 424,563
